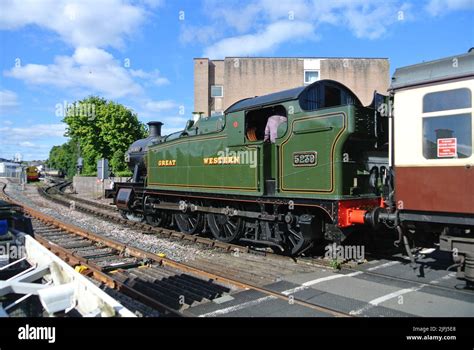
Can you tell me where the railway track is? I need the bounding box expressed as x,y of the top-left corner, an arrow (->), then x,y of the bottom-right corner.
40,181 -> 263,254
45,179 -> 115,212
31,217 -> 232,316
39,180 -> 334,270
40,181 -> 474,295
1,181 -> 352,317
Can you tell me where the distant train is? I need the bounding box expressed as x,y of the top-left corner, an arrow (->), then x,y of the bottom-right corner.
26,166 -> 39,182
109,50 -> 473,283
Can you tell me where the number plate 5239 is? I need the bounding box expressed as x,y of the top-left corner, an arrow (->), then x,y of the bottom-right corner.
293,151 -> 317,167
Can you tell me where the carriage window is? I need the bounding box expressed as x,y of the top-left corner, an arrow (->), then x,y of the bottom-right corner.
422,113 -> 471,159
423,88 -> 471,113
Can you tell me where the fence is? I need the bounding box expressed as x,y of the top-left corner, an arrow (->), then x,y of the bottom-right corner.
0,169 -> 24,182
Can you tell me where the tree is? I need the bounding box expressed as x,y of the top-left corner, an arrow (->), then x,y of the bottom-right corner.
47,139 -> 79,178
62,96 -> 146,174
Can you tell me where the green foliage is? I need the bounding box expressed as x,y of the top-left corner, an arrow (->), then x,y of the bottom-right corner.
114,170 -> 133,178
78,172 -> 98,177
329,259 -> 342,270
46,139 -> 79,178
50,96 -> 146,176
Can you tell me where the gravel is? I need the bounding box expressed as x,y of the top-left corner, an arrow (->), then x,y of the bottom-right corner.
64,185 -> 115,207
2,180 -> 216,262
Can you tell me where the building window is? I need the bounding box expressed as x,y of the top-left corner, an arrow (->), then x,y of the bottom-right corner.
423,88 -> 471,113
211,85 -> 223,98
422,113 -> 472,159
304,70 -> 319,84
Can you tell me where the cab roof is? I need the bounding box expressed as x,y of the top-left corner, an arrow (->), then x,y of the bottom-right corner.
224,79 -> 361,113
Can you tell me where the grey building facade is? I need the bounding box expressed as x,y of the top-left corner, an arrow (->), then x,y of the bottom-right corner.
194,57 -> 390,117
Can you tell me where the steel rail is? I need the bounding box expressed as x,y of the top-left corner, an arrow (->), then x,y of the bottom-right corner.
44,182 -> 474,298
2,182 -> 351,317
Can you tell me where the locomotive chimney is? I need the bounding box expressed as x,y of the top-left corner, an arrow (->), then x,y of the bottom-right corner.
148,121 -> 163,137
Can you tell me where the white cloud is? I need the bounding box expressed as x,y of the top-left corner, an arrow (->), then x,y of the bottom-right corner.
338,2 -> 410,39
194,0 -> 472,57
204,21 -> 314,58
143,100 -> 178,112
0,89 -> 19,111
200,0 -> 472,57
1,1 -> 169,99
197,0 -> 408,58
0,1 -> 170,160
5,47 -> 143,99
207,1 -> 264,33
130,69 -> 170,86
0,124 -> 66,141
73,46 -> 115,66
19,141 -> 36,148
0,0 -> 146,48
0,123 -> 67,160
426,0 -> 474,16
137,0 -> 165,8
179,25 -> 223,45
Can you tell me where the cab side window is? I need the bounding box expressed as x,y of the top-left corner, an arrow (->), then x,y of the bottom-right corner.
245,105 -> 287,142
299,82 -> 360,111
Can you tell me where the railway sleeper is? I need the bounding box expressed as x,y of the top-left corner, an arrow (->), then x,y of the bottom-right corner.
127,270 -> 211,304
146,267 -> 231,296
113,271 -> 192,310
164,275 -> 223,299
158,267 -> 230,294
60,241 -> 95,249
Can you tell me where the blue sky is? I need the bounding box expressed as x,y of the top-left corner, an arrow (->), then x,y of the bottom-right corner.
0,0 -> 473,160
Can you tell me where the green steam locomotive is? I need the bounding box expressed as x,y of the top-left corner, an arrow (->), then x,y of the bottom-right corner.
113,80 -> 388,255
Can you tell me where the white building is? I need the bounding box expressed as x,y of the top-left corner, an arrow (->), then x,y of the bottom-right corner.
0,162 -> 22,177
